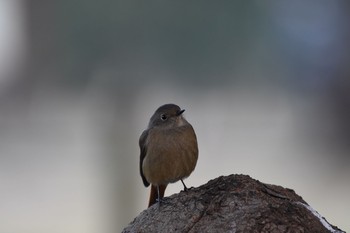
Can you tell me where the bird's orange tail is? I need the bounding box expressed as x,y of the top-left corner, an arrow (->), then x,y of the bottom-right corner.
148,184 -> 167,207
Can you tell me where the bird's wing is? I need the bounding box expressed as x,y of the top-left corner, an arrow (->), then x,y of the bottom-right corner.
139,130 -> 150,187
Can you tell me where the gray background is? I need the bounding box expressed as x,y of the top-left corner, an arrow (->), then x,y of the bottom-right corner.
0,1 -> 349,232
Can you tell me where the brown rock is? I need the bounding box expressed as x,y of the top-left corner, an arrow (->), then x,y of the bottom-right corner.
123,174 -> 345,233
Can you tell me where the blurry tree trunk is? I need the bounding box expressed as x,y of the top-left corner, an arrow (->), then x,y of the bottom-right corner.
122,174 -> 344,233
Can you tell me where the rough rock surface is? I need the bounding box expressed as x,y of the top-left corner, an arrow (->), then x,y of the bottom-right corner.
123,174 -> 344,233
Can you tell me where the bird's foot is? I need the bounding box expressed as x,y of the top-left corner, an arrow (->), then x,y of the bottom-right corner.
156,197 -> 169,208
180,179 -> 189,192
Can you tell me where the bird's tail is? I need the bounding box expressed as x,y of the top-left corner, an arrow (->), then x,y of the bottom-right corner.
148,184 -> 167,207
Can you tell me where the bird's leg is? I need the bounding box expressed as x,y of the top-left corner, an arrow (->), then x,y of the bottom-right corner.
156,185 -> 169,207
156,185 -> 161,202
180,179 -> 188,192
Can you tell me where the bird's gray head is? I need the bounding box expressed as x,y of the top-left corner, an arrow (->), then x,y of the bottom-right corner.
148,104 -> 186,128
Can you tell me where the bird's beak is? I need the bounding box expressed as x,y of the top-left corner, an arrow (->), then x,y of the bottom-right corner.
176,109 -> 185,116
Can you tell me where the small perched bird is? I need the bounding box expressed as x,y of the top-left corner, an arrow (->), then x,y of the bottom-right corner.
139,104 -> 198,207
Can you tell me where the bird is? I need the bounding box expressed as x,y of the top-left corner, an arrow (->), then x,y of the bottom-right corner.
139,103 -> 198,207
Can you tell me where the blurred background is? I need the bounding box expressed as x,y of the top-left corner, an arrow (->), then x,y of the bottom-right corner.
1,1 -> 349,232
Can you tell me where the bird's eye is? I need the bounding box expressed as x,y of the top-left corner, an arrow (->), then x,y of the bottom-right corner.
160,114 -> 167,121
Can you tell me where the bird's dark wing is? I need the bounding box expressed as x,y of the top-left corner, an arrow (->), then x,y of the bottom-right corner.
139,130 -> 150,187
